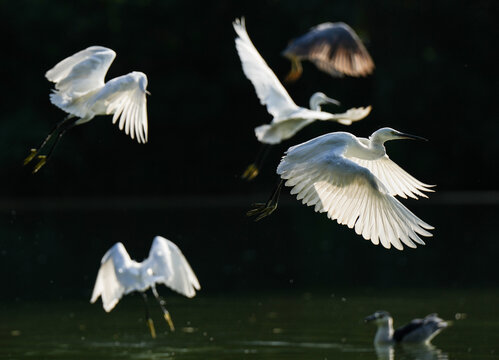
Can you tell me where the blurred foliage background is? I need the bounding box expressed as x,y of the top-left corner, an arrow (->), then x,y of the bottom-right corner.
0,0 -> 498,300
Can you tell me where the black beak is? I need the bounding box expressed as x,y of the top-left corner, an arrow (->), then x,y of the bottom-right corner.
364,314 -> 377,323
398,132 -> 428,141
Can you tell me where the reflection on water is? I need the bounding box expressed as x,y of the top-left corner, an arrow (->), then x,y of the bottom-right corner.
375,343 -> 448,360
1,289 -> 498,359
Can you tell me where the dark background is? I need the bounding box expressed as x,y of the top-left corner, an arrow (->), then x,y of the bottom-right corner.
0,0 -> 498,300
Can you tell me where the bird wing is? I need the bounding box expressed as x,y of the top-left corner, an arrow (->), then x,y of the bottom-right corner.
349,153 -> 434,199
46,46 -> 116,96
326,106 -> 372,125
90,242 -> 134,312
233,18 -> 300,119
283,22 -> 374,77
90,72 -> 149,143
145,236 -> 200,298
277,139 -> 433,249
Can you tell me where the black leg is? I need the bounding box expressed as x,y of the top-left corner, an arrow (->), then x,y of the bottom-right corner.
246,179 -> 284,221
27,116 -> 78,173
141,292 -> 157,339
151,285 -> 175,331
242,143 -> 272,181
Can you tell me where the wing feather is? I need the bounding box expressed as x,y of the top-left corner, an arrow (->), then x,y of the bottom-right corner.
145,236 -> 200,298
350,155 -> 434,199
95,72 -> 149,143
278,144 -> 433,249
46,46 -> 116,96
233,18 -> 299,119
90,242 -> 133,312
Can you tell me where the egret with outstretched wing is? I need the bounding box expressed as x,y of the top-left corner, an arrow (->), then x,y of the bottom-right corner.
91,236 -> 200,338
233,18 -> 371,180
24,46 -> 149,173
248,127 -> 434,250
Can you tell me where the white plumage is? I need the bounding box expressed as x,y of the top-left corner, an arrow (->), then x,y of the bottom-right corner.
46,45 -> 149,143
276,127 -> 434,250
91,236 -> 200,312
233,18 -> 371,145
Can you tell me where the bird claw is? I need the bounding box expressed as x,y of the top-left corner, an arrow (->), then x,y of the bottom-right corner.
32,156 -> 47,174
247,202 -> 278,221
164,312 -> 175,332
147,318 -> 157,339
242,163 -> 259,180
284,70 -> 301,83
23,149 -> 38,166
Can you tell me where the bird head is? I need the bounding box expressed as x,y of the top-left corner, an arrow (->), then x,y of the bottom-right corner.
309,92 -> 341,111
365,311 -> 392,326
370,127 -> 427,144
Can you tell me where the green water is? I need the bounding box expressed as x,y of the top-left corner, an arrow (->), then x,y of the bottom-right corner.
1,289 -> 498,359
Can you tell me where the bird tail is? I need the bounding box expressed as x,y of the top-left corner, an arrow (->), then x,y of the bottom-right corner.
49,90 -> 95,119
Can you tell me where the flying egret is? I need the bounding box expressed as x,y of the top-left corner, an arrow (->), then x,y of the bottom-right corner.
282,22 -> 375,82
90,236 -> 200,338
247,127 -> 434,250
233,18 -> 371,180
365,311 -> 449,344
24,46 -> 149,173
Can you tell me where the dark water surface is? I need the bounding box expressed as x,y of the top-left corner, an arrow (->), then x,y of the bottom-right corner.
2,289 -> 498,359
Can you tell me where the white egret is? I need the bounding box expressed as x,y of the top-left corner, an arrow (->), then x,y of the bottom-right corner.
233,18 -> 371,180
90,236 -> 200,338
248,127 -> 434,250
365,311 -> 449,344
282,22 -> 375,82
24,46 -> 149,173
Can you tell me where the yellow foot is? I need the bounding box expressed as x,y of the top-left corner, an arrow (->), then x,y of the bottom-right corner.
23,149 -> 38,166
32,156 -> 47,174
147,318 -> 157,339
242,163 -> 259,180
284,70 -> 301,83
164,312 -> 175,332
246,202 -> 278,221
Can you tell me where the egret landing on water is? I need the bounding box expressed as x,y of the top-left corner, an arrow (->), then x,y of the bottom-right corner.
91,236 -> 200,338
247,127 -> 435,250
282,22 -> 375,82
24,46 -> 149,173
233,18 -> 371,180
365,311 -> 450,344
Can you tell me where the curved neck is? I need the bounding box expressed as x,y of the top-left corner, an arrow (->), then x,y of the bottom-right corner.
309,97 -> 322,111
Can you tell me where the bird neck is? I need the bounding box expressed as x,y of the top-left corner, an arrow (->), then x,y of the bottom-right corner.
309,97 -> 323,111
345,137 -> 386,160
374,319 -> 394,344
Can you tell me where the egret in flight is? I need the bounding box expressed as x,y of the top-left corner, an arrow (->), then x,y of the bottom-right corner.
91,236 -> 200,338
233,18 -> 371,180
282,22 -> 375,82
365,311 -> 449,344
24,46 -> 149,173
248,127 -> 434,250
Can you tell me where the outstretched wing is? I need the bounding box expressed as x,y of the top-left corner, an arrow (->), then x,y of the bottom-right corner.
145,236 -> 200,298
90,242 -> 134,312
277,137 -> 433,250
327,105 -> 372,125
233,18 -> 299,119
91,71 -> 149,143
349,152 -> 434,199
46,46 -> 116,96
283,22 -> 374,77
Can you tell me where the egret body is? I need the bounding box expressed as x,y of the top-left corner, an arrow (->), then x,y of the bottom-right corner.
248,127 -> 434,250
24,46 -> 149,173
233,18 -> 371,180
282,22 -> 375,82
91,236 -> 200,338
